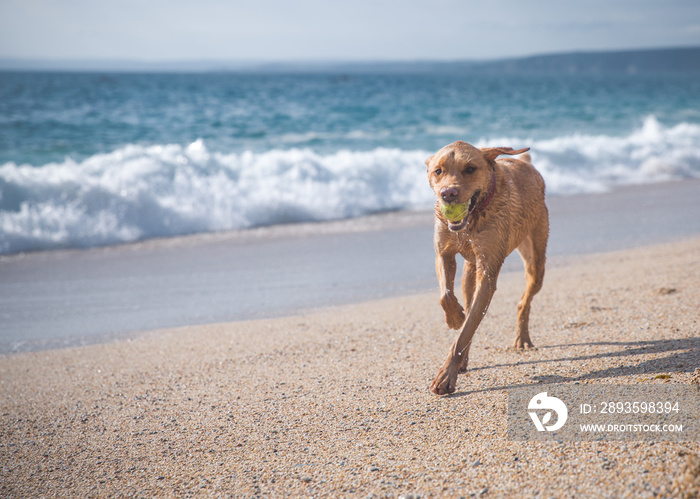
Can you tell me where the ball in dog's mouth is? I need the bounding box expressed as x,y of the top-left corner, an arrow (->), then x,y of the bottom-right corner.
440,202 -> 468,222
440,203 -> 468,231
441,190 -> 481,232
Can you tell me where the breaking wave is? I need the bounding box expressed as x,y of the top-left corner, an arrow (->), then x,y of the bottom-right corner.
1,116 -> 699,254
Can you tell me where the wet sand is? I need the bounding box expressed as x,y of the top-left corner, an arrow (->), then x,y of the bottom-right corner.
1,235 -> 699,497
2,179 -> 700,353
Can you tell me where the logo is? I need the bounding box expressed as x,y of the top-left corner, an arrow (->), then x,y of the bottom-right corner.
528,392 -> 568,432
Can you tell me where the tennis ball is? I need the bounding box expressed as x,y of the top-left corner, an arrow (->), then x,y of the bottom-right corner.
440,202 -> 469,222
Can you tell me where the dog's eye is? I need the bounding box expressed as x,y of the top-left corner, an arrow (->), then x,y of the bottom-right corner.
463,166 -> 476,175
434,168 -> 442,176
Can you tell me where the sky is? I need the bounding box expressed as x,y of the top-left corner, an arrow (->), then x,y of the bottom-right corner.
1,0 -> 700,64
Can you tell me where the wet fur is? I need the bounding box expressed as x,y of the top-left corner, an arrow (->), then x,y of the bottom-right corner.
426,141 -> 549,395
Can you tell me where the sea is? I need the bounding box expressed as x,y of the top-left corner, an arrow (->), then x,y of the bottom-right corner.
1,69 -> 699,254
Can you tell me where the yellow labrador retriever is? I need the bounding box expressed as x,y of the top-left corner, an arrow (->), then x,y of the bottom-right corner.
426,141 -> 549,395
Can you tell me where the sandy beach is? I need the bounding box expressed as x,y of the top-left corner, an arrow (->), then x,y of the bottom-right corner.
2,229 -> 700,496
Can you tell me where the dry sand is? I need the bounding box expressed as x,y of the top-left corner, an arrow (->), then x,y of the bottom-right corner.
1,237 -> 700,497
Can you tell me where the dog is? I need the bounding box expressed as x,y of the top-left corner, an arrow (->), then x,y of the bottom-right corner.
425,141 -> 549,395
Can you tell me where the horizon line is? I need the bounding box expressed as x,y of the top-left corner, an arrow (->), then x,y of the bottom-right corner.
1,45 -> 699,73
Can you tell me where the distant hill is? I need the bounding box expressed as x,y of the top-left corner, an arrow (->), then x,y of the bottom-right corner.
474,47 -> 700,74
1,47 -> 699,73
307,47 -> 700,74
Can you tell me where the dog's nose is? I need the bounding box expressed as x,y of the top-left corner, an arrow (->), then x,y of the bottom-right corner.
440,187 -> 459,203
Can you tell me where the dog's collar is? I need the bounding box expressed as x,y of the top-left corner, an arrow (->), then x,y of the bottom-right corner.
471,168 -> 496,218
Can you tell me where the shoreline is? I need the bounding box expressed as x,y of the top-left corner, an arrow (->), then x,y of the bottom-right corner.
1,178 -> 700,354
2,177 -> 699,262
1,236 -> 699,496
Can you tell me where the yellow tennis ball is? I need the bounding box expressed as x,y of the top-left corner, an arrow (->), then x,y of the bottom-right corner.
440,202 -> 469,222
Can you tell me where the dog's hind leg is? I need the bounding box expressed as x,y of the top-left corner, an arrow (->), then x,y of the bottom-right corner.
514,217 -> 548,349
461,260 -> 476,314
458,261 -> 476,372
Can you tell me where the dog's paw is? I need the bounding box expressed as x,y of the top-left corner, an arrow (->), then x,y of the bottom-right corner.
430,364 -> 458,395
440,292 -> 465,330
513,335 -> 535,350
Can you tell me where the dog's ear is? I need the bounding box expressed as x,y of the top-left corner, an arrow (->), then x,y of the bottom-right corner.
424,155 -> 434,168
481,147 -> 530,163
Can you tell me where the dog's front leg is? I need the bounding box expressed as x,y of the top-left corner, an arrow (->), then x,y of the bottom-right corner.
436,252 -> 466,330
431,264 -> 500,395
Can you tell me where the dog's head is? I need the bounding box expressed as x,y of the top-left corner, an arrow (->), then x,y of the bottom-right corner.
426,141 -> 529,232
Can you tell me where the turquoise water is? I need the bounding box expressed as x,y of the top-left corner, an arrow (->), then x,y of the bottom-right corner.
1,70 -> 699,253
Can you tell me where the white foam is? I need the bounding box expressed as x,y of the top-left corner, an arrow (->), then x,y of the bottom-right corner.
0,145 -> 433,253
480,116 -> 700,194
1,116 -> 699,254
